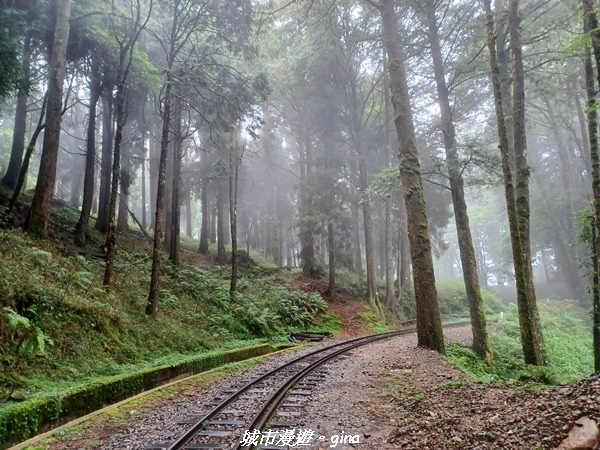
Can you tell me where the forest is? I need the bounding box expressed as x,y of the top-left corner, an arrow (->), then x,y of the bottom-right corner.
1,0 -> 600,446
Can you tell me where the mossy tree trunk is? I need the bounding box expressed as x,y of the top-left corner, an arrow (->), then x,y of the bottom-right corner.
378,0 -> 444,353
424,0 -> 491,360
582,0 -> 600,374
483,0 -> 543,365
509,0 -> 544,364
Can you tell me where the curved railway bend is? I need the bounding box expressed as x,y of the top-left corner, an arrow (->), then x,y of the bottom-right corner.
27,325 -> 471,450
143,326 -> 467,450
24,324 -> 600,450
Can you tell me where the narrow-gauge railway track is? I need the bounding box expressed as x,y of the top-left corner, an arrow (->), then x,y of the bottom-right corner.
146,324 -> 466,450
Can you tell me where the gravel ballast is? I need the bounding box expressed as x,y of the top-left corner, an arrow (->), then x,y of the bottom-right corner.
28,326 -> 600,450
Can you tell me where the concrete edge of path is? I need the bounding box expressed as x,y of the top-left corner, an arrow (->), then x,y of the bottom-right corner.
3,343 -> 298,450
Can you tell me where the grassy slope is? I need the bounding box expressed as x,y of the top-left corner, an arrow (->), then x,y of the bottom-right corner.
0,202 -> 334,403
447,300 -> 594,385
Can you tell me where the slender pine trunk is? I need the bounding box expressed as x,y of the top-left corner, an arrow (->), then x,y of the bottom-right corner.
74,63 -> 102,246
425,0 -> 491,359
379,0 -> 444,353
483,0 -> 542,365
582,0 -> 600,373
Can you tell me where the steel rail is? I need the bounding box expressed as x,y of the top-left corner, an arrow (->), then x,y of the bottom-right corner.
166,322 -> 468,450
233,329 -> 418,450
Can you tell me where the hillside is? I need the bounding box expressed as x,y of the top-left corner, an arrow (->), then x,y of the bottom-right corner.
0,197 -> 346,405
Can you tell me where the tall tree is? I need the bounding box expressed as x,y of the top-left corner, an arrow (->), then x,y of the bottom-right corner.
103,0 -> 152,287
482,0 -> 543,365
582,0 -> 600,374
377,0 -> 445,353
509,0 -> 544,364
24,0 -> 72,235
74,59 -> 103,246
422,0 -> 491,359
2,31 -> 31,189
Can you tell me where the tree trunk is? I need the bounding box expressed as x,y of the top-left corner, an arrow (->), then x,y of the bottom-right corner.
360,158 -> 381,315
74,63 -> 102,246
352,196 -> 363,272
230,129 -> 239,294
573,83 -> 593,178
149,116 -> 159,230
25,0 -> 72,235
509,0 -> 545,363
399,185 -> 412,299
300,136 -> 315,276
185,194 -> 192,238
147,79 -> 172,316
141,126 -> 147,230
103,82 -> 129,287
379,0 -> 444,353
383,49 -> 396,314
96,86 -> 113,233
327,220 -> 335,294
425,0 -> 491,359
483,0 -> 543,365
263,104 -> 279,265
117,123 -> 131,233
582,0 -> 600,374
6,96 -> 47,218
199,173 -> 209,254
216,174 -> 226,265
2,33 -> 31,189
69,154 -> 85,207
169,97 -> 182,265
164,139 -> 174,251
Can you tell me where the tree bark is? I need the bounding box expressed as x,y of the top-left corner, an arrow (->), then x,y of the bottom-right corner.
424,0 -> 491,359
230,129 -> 239,294
216,173 -> 226,265
483,0 -> 543,365
199,171 -> 209,254
117,123 -> 131,233
299,134 -> 315,276
103,82 -> 129,287
169,97 -> 182,265
185,193 -> 192,238
141,126 -> 147,230
6,95 -> 47,218
96,86 -> 113,233
147,79 -> 172,315
149,116 -> 159,230
509,0 -> 545,363
2,33 -> 31,189
383,49 -> 396,315
582,0 -> 600,374
25,0 -> 72,235
263,104 -> 279,265
74,62 -> 102,246
379,0 -> 444,353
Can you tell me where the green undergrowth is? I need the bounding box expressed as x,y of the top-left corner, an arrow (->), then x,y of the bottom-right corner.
436,278 -> 505,318
0,228 -> 330,402
447,300 -> 593,385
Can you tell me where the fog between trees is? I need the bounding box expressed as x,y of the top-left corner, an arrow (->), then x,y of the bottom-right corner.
0,0 -> 599,369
